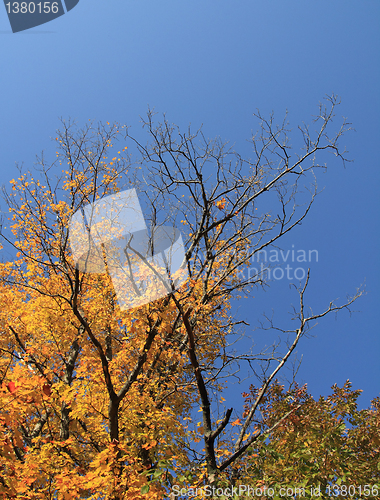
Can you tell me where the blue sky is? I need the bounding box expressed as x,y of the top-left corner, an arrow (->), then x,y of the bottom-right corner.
0,0 -> 379,408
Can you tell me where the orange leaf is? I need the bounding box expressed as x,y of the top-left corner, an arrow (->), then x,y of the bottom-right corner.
216,198 -> 227,210
231,418 -> 241,427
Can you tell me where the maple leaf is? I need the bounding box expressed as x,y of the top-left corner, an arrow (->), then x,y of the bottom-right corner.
7,381 -> 17,394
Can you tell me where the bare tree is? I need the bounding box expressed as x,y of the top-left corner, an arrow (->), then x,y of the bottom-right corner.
123,94 -> 362,487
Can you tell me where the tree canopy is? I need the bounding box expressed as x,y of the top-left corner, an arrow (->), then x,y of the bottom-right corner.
0,96 -> 376,499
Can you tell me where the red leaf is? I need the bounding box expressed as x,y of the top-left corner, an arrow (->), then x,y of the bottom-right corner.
7,382 -> 17,394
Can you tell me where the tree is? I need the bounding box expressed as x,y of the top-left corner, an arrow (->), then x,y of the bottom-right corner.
0,95 -> 366,499
238,380 -> 380,499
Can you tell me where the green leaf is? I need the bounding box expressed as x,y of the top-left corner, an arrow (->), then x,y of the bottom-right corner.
140,484 -> 150,494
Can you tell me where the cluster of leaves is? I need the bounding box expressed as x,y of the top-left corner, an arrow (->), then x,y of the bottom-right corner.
235,380 -> 380,499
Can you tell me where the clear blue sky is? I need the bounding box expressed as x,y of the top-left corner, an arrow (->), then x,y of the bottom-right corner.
1,0 -> 379,408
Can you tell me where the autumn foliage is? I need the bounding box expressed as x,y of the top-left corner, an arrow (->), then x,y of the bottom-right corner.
0,121 -> 238,498
0,104 -> 376,498
240,381 -> 380,498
